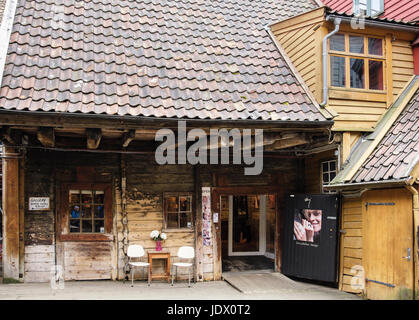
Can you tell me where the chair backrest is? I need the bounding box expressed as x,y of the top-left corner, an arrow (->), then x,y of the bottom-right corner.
127,244 -> 145,258
177,246 -> 195,259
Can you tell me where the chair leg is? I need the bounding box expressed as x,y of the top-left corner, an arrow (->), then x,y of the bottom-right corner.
188,267 -> 191,288
147,266 -> 150,286
131,267 -> 134,287
171,265 -> 174,286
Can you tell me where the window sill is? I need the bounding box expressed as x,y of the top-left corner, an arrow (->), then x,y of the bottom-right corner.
59,233 -> 114,242
162,228 -> 194,233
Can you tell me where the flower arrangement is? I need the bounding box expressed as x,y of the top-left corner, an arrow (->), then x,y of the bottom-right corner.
150,230 -> 167,241
150,230 -> 167,251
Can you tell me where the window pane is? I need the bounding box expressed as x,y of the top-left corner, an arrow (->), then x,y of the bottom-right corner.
179,196 -> 191,212
94,191 -> 104,204
369,60 -> 383,90
82,220 -> 92,233
70,205 -> 81,218
82,205 -> 92,218
70,219 -> 80,233
349,35 -> 364,54
94,220 -> 105,233
81,190 -> 93,204
322,162 -> 328,173
323,173 -> 329,183
70,190 -> 80,204
179,212 -> 191,228
350,58 -> 364,88
330,34 -> 345,51
330,161 -> 336,171
330,56 -> 345,87
166,196 -> 178,212
94,205 -> 105,218
368,38 -> 382,56
330,171 -> 336,180
167,212 -> 178,228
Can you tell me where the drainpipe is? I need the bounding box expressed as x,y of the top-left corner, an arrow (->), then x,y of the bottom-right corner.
405,183 -> 419,299
320,17 -> 342,107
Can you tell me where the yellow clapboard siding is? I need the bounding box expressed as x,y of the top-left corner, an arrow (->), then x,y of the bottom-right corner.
333,106 -> 386,115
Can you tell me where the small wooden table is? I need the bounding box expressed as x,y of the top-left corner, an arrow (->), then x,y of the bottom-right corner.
148,251 -> 171,283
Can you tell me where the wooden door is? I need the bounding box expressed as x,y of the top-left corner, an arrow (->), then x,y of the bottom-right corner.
363,189 -> 414,300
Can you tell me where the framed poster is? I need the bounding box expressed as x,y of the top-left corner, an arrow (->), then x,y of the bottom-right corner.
202,187 -> 211,246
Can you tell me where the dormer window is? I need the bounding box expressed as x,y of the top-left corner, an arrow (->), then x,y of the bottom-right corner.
353,0 -> 384,17
329,33 -> 384,91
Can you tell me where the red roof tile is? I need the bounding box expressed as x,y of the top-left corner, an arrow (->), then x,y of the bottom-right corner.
320,0 -> 419,23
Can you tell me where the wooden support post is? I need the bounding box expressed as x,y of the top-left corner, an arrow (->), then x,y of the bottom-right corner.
37,127 -> 55,148
121,129 -> 136,148
2,146 -> 20,280
86,128 -> 102,149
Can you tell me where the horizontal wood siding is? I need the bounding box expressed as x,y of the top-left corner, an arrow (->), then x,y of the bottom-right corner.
272,8 -> 324,100
339,196 -> 363,294
118,155 -> 196,280
24,245 -> 55,282
63,242 -> 112,280
392,39 -> 414,101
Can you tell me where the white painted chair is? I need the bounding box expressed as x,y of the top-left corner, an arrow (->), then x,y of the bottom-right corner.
171,246 -> 195,287
127,244 -> 150,287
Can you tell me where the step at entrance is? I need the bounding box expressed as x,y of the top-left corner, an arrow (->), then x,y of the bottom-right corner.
222,271 -> 306,294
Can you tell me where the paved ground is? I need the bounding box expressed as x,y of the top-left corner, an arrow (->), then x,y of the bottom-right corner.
0,275 -> 361,300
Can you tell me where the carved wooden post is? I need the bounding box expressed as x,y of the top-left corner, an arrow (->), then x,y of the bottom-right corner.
2,146 -> 20,281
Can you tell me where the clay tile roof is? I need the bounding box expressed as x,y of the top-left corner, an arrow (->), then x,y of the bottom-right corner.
351,88 -> 419,183
0,0 -> 330,122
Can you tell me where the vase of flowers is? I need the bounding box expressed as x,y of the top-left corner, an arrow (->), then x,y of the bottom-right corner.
150,230 -> 167,251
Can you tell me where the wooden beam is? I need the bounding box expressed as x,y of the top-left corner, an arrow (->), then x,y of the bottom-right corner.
265,134 -> 309,150
86,128 -> 102,149
121,129 -> 136,148
2,146 -> 20,280
1,126 -> 17,145
37,127 -> 55,147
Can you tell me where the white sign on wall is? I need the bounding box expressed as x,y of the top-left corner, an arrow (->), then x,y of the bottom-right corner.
29,197 -> 50,211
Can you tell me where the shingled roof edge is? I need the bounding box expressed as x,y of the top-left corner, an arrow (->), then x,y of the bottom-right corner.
0,0 -> 18,87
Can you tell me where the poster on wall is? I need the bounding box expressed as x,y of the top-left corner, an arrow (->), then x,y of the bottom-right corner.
29,197 -> 50,211
293,209 -> 322,246
202,187 -> 212,246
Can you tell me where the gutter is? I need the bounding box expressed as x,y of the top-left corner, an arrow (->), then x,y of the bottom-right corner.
326,14 -> 419,34
0,109 -> 334,129
324,178 -> 409,190
0,0 -> 18,87
320,17 -> 341,106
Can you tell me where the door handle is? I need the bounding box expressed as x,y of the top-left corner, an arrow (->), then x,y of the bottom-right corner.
402,248 -> 411,261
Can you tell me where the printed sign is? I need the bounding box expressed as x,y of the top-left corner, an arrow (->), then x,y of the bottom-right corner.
293,208 -> 322,246
202,187 -> 211,246
29,197 -> 50,211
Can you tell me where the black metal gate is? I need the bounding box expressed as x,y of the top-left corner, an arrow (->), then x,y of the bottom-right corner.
281,194 -> 340,283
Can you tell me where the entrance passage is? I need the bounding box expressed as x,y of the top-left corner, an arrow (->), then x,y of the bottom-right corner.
220,194 -> 276,272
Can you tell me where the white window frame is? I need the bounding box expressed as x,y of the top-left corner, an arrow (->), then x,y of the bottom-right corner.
321,160 -> 338,193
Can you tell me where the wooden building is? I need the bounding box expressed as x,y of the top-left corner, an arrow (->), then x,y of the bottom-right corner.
0,0 -> 343,284
269,0 -> 419,299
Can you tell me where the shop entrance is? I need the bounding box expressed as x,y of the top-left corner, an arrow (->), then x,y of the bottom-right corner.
220,194 -> 276,272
